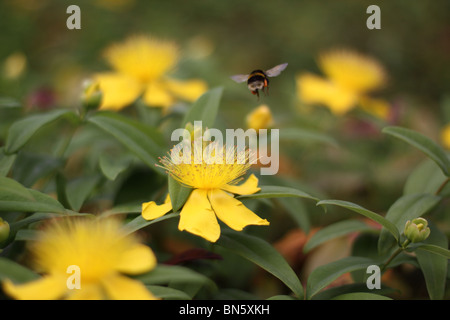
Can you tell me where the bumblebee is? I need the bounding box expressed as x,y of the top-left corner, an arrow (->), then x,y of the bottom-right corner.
230,63 -> 288,97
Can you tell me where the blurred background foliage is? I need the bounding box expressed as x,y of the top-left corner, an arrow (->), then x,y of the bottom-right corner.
1,0 -> 450,299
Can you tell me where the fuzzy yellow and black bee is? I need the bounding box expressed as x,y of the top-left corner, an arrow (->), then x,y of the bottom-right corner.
230,63 -> 288,98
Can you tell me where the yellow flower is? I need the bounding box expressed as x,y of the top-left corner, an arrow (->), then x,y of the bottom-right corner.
442,124 -> 450,150
142,143 -> 269,242
3,52 -> 27,79
246,105 -> 273,131
94,35 -> 208,111
2,217 -> 158,300
296,49 -> 389,118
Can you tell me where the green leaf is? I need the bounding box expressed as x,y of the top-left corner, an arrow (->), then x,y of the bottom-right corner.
332,292 -> 392,300
0,176 -> 66,213
168,175 -> 192,212
99,153 -> 133,181
237,185 -> 319,202
216,229 -> 304,299
312,283 -> 398,300
279,127 -> 338,147
304,219 -> 375,253
378,193 -> 441,255
135,265 -> 216,290
383,126 -> 450,177
404,159 -> 449,196
0,257 -> 39,284
5,109 -> 77,154
87,112 -> 164,170
414,244 -> 450,259
146,285 -> 192,300
12,152 -> 64,187
122,212 -> 179,235
415,225 -> 448,299
317,200 -> 400,242
306,256 -> 375,300
182,86 -> 223,128
100,203 -> 142,217
0,147 -> 16,176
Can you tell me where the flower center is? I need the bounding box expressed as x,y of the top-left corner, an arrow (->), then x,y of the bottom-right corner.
158,143 -> 253,190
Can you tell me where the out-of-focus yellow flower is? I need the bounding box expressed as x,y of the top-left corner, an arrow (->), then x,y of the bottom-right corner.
296,49 -> 389,118
246,105 -> 273,131
95,35 -> 208,111
441,124 -> 450,149
142,143 -> 269,242
3,52 -> 27,79
2,217 -> 158,300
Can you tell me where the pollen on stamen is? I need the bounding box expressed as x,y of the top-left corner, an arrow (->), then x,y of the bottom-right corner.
156,141 -> 254,189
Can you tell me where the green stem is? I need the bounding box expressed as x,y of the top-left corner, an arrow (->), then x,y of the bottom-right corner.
380,239 -> 411,273
435,177 -> 450,196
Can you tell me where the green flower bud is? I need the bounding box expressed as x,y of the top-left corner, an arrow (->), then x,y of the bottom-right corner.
0,218 -> 10,244
81,79 -> 103,112
404,217 -> 431,243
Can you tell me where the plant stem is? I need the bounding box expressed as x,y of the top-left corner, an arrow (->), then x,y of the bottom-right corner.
380,239 -> 411,273
435,177 -> 450,196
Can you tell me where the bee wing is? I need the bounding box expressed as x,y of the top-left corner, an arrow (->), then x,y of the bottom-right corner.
265,63 -> 288,77
230,74 -> 249,83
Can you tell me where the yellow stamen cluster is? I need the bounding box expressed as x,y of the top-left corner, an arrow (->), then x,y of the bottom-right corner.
31,218 -> 136,283
158,142 -> 254,190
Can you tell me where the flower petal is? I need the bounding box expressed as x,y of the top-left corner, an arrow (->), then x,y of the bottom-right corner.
94,72 -> 142,110
208,189 -> 269,231
101,274 -> 159,300
178,189 -> 221,242
296,73 -> 358,115
164,78 -> 208,102
66,283 -> 104,300
116,243 -> 157,275
142,194 -> 172,220
142,81 -> 174,108
221,174 -> 261,195
3,275 -> 67,300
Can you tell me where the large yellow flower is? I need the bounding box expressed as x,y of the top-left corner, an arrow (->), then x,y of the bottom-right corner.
296,49 -> 389,118
2,217 -> 158,300
142,143 -> 269,242
95,35 -> 208,110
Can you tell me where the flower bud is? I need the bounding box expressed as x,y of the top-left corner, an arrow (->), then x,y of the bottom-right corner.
404,217 -> 431,243
81,79 -> 103,112
0,218 -> 10,244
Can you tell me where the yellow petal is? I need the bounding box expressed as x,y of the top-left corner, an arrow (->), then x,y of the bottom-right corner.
164,78 -> 208,102
296,73 -> 358,115
66,283 -> 104,300
208,189 -> 269,231
246,105 -> 273,131
94,72 -> 142,110
318,49 -> 386,93
441,124 -> 450,150
116,243 -> 157,275
142,81 -> 174,108
3,275 -> 67,300
359,97 -> 390,120
101,274 -> 159,300
142,194 -> 172,220
178,189 -> 221,242
221,174 -> 261,195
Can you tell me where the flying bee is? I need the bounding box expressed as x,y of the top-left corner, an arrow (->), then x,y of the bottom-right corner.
230,63 -> 288,98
